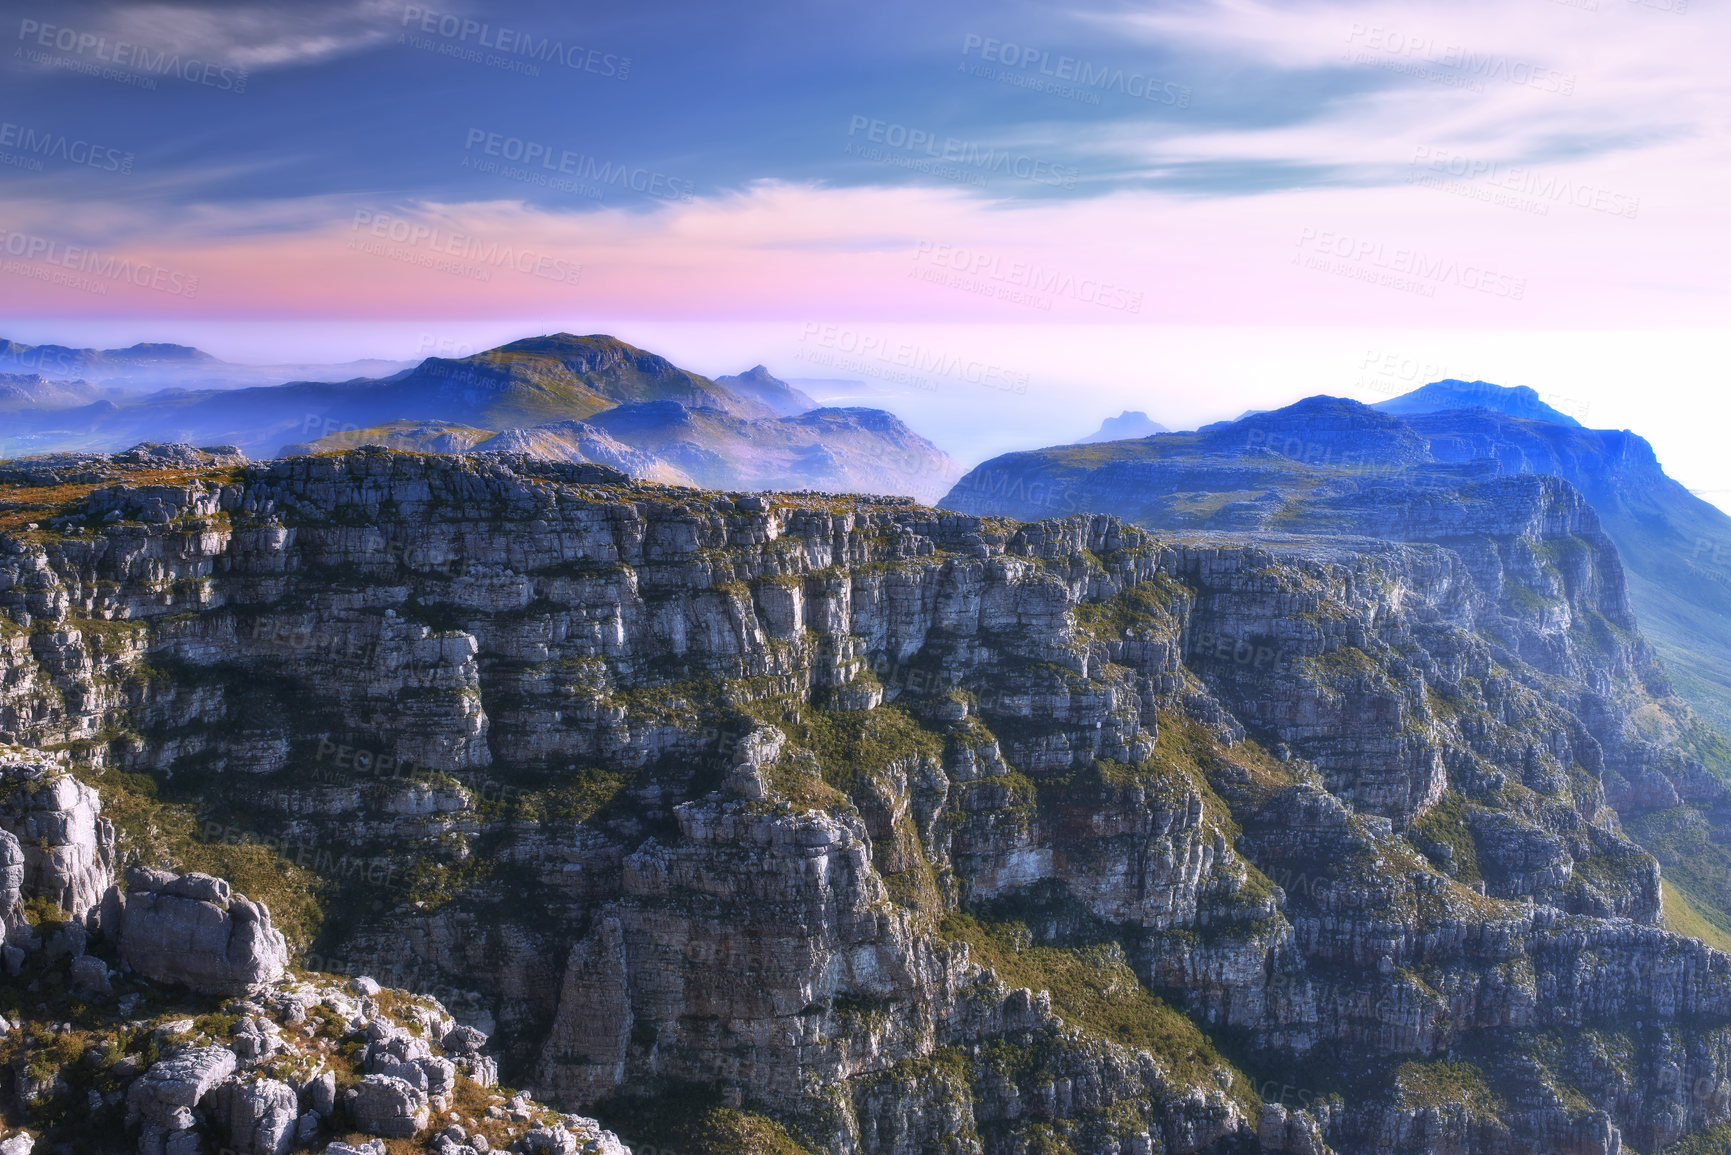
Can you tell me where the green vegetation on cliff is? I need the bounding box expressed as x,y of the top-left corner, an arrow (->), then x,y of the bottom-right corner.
942,912 -> 1260,1117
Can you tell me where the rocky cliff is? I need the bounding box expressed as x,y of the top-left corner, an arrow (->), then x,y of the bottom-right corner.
0,447 -> 1721,1154
0,744 -> 602,1155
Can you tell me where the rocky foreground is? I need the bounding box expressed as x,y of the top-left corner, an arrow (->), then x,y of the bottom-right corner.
0,747 -> 620,1155
0,446 -> 1721,1153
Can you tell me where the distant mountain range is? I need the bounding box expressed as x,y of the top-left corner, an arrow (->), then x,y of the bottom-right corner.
0,373 -> 104,410
713,365 -> 819,417
942,383 -> 1731,741
1,333 -> 961,503
0,339 -> 215,377
942,380 -> 1731,945
0,336 -> 414,396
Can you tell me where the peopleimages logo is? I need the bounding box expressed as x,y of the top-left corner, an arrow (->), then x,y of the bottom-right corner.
0,227 -> 198,297
400,6 -> 631,79
798,323 -> 1030,394
349,209 -> 583,285
0,121 -> 132,173
960,35 -> 1191,107
1409,146 -> 1640,219
911,241 -> 1143,313
1295,228 -> 1526,301
16,18 -> 248,92
462,130 -> 694,201
846,116 -> 1079,189
1344,24 -> 1575,96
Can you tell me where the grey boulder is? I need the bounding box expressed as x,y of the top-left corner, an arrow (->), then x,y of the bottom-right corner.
348,1074 -> 429,1138
208,1077 -> 298,1155
0,754 -> 114,925
126,1045 -> 239,1155
113,868 -> 288,994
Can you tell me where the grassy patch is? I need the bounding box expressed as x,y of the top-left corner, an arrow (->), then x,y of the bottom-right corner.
596,1085 -> 815,1155
779,703 -> 944,797
942,912 -> 1257,1115
510,768 -> 630,825
1072,575 -> 1188,640
1625,804 -> 1731,944
1299,646 -> 1383,683
75,762 -> 325,949
1408,790 -> 1483,884
1392,1060 -> 1504,1115
1662,1123 -> 1731,1155
1660,879 -> 1731,954
0,466 -> 234,532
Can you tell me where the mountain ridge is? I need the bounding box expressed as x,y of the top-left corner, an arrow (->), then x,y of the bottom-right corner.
941,379 -> 1731,945
1374,377 -> 1585,426
0,333 -> 962,502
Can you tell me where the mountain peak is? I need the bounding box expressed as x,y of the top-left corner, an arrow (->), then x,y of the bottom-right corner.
395,333 -> 773,425
1079,410 -> 1169,443
714,364 -> 817,417
1375,379 -> 1583,427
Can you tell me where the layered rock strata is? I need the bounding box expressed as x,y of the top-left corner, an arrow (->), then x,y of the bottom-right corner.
0,450 -> 1717,1153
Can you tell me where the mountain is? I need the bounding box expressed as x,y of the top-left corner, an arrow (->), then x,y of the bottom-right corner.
945,384 -> 1731,720
1078,410 -> 1168,443
713,364 -> 818,417
0,335 -> 421,397
1375,378 -> 1584,426
0,449 -> 1726,1153
471,420 -> 694,485
585,402 -> 961,499
277,419 -> 496,456
71,334 -> 957,502
0,338 -> 216,377
3,333 -> 793,443
942,386 -> 1731,938
1398,407 -> 1731,736
0,372 -> 101,410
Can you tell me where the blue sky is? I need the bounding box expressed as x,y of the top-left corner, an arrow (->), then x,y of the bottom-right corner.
1,0 -> 1727,501
7,0 -> 1245,212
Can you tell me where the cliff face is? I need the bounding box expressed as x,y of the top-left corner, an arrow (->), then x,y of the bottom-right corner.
944,392 -> 1731,736
0,449 -> 1724,1154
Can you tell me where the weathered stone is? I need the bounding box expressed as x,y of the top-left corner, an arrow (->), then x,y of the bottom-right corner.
113,871 -> 287,994
207,1078 -> 298,1155
127,1044 -> 240,1155
0,753 -> 113,924
67,954 -> 110,996
442,1024 -> 486,1054
348,1074 -> 428,1138
0,451 -> 1720,1154
523,1127 -> 577,1155
305,1071 -> 335,1118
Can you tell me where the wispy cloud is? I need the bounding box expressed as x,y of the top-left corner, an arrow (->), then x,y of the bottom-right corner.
1092,0 -> 1723,176
11,0 -> 402,72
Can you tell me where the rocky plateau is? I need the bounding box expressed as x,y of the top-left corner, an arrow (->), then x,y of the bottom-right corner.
0,444 -> 1716,1154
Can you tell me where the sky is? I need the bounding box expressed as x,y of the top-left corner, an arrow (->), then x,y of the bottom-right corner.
0,0 -> 1727,500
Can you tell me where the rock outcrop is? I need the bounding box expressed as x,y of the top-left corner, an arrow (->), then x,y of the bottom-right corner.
127,1045 -> 239,1155
111,868 -> 289,994
0,752 -> 115,925
348,1074 -> 428,1138
3,897 -> 613,1154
